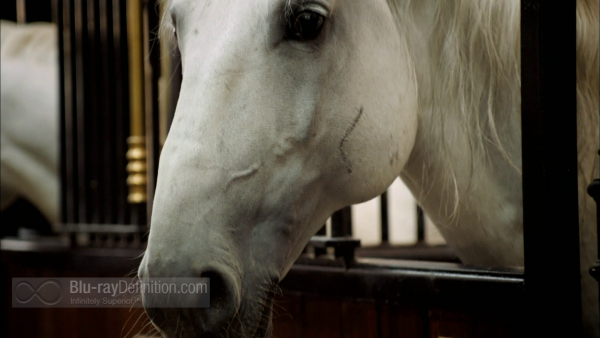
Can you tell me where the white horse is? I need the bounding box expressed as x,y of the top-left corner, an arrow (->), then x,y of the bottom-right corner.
0,20 -> 60,229
139,0 -> 599,336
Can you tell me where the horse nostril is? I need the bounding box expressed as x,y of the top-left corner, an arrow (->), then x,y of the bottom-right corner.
140,259 -> 240,334
198,270 -> 239,332
198,269 -> 240,334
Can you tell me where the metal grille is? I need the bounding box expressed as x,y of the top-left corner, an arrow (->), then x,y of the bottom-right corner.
54,0 -> 164,247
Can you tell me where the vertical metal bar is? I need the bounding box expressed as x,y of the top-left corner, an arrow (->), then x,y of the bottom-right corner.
53,0 -> 65,225
16,0 -> 25,23
86,0 -> 101,224
112,0 -> 130,225
74,0 -> 88,223
416,205 -> 425,245
126,0 -> 148,205
380,192 -> 389,243
62,0 -> 78,224
331,206 -> 352,237
126,0 -> 148,226
99,0 -> 116,224
521,1 -> 581,336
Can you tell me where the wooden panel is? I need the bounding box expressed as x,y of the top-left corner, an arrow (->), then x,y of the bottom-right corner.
380,304 -> 427,338
341,301 -> 378,338
429,308 -> 524,338
303,297 -> 342,338
4,262 -> 38,338
272,294 -> 304,338
3,256 -> 153,338
429,309 -> 473,338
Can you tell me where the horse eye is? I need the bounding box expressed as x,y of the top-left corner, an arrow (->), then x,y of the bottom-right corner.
288,10 -> 325,41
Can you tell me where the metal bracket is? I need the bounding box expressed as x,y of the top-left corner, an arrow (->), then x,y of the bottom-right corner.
308,236 -> 361,267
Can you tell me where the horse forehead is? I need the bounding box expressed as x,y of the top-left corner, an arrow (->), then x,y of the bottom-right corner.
170,0 -> 276,20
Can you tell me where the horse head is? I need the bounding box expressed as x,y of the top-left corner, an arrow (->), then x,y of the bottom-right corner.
139,0 -> 418,336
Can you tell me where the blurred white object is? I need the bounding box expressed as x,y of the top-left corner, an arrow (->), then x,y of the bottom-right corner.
0,20 -> 60,228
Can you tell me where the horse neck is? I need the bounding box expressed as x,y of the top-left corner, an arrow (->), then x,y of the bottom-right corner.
397,2 -> 524,266
400,89 -> 524,267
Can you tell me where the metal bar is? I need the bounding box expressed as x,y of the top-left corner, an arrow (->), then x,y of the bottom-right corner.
54,0 -> 66,225
416,205 -> 425,244
86,0 -> 101,224
521,1 -> 581,336
74,0 -> 88,223
1,248 -> 522,313
62,0 -> 78,224
99,0 -> 116,224
16,0 -> 25,23
380,192 -> 389,243
59,224 -> 148,234
331,206 -> 352,237
282,258 -> 524,310
112,0 -> 130,224
126,0 -> 148,206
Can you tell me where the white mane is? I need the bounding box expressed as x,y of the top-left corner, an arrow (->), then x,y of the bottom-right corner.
389,0 -> 598,216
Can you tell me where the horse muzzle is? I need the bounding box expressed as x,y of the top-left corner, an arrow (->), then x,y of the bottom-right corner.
138,255 -> 242,336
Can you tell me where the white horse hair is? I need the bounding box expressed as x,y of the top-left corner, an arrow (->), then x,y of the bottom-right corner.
0,20 -> 59,228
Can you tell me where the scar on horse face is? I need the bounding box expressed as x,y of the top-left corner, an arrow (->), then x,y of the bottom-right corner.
339,106 -> 364,174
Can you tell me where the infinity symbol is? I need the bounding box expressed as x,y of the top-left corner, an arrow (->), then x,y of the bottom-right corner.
15,280 -> 62,305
